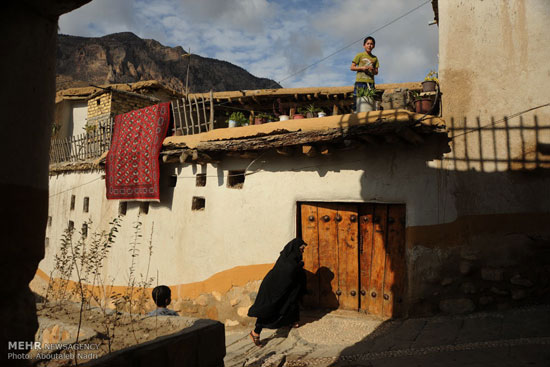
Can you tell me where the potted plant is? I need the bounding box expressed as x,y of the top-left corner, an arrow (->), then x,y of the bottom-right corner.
299,104 -> 323,118
254,112 -> 272,125
226,111 -> 248,127
356,86 -> 377,112
422,70 -> 439,92
411,90 -> 434,114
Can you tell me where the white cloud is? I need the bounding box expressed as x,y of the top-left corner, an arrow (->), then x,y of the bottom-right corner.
58,0 -> 438,88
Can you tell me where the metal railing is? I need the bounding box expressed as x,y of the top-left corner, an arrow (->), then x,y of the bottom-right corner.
50,117 -> 113,164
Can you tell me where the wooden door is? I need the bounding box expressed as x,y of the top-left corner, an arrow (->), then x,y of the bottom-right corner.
300,202 -> 406,318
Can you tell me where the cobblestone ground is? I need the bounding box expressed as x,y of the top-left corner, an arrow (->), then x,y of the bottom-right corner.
225,305 -> 550,367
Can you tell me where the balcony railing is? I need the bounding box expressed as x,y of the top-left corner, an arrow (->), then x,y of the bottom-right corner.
50,117 -> 113,164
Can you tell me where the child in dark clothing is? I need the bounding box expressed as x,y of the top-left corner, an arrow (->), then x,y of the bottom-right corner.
147,285 -> 179,316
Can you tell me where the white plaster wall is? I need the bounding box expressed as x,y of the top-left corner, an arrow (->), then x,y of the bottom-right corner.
436,0 -> 550,216
42,140 -> 453,287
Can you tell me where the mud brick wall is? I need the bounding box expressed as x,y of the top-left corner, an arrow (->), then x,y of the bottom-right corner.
110,92 -> 156,116
87,94 -> 112,119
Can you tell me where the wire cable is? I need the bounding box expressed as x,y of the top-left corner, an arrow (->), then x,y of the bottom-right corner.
272,0 -> 431,87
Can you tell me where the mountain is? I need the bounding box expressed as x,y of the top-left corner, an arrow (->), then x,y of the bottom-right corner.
56,32 -> 281,92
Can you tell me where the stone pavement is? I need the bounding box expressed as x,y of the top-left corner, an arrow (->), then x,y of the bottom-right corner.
224,305 -> 550,367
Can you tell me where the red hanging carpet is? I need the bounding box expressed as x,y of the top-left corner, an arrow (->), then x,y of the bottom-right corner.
106,102 -> 171,201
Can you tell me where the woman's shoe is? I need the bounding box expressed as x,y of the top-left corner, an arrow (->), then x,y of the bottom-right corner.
249,331 -> 262,347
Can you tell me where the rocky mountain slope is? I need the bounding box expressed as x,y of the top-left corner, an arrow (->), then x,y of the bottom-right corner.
56,32 -> 280,92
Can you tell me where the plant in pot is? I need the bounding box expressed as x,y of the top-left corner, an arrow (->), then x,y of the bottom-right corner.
226,111 -> 248,128
254,112 -> 272,125
411,90 -> 434,114
356,86 -> 377,113
422,70 -> 439,92
299,104 -> 323,118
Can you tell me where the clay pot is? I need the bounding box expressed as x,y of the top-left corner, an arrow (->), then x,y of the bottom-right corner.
415,97 -> 434,114
422,80 -> 437,92
293,114 -> 305,119
254,117 -> 267,125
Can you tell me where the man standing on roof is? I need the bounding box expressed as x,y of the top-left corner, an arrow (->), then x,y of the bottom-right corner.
350,36 -> 379,109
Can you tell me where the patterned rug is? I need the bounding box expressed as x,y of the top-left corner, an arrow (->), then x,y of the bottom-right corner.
106,102 -> 171,201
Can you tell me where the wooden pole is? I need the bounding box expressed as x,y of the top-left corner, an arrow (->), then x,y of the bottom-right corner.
193,95 -> 201,133
209,90 -> 214,130
187,96 -> 195,134
182,97 -> 190,135
201,96 -> 208,131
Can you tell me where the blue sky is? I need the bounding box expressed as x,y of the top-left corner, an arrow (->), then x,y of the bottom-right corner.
59,0 -> 438,88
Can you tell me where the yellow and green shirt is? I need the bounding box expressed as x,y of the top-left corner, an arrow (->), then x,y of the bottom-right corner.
353,52 -> 379,84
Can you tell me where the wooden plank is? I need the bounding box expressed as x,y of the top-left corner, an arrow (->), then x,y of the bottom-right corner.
367,204 -> 388,316
209,90 -> 214,130
201,96 -> 208,131
188,96 -> 196,134
359,204 -> 374,312
317,203 -> 339,309
182,97 -> 190,135
332,104 -> 339,115
382,205 -> 406,318
337,204 -> 359,310
300,203 -> 320,308
193,95 -> 201,133
302,145 -> 317,157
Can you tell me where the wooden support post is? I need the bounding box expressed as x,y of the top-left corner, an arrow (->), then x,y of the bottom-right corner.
180,151 -> 190,163
319,145 -> 332,156
302,145 -> 318,157
182,97 -> 190,135
250,110 -> 255,125
193,95 -> 201,133
332,104 -> 339,116
209,90 -> 214,130
289,107 -> 296,119
188,96 -> 195,134
201,96 -> 208,131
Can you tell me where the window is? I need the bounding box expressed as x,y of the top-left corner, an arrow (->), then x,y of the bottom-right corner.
82,223 -> 88,238
47,216 -> 52,227
227,170 -> 245,189
96,99 -> 101,106
68,221 -> 74,231
192,197 -> 206,211
169,175 -> 177,187
45,237 -> 49,248
140,202 -> 149,215
83,197 -> 89,213
70,195 -> 75,210
119,202 -> 127,216
196,173 -> 206,187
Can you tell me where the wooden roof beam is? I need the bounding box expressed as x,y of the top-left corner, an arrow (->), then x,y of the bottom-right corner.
302,145 -> 318,157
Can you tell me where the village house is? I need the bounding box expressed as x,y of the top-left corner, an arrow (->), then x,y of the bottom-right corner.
32,0 -> 550,326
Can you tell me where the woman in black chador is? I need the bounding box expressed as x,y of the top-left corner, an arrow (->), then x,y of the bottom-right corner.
247,238 -> 307,346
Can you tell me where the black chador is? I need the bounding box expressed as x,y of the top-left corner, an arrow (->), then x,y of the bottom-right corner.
248,238 -> 307,333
